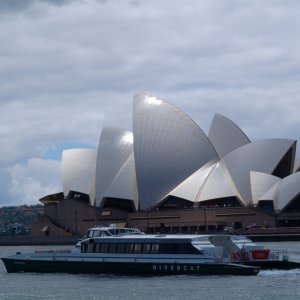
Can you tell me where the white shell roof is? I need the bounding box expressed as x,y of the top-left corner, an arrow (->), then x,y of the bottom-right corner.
273,172 -> 300,211
293,159 -> 300,172
258,182 -> 280,202
162,160 -> 217,203
61,149 -> 97,203
89,175 -> 96,206
197,162 -> 237,202
220,139 -> 295,206
70,167 -> 96,200
133,93 -> 218,209
208,113 -> 250,158
95,127 -> 133,207
103,153 -> 138,210
250,172 -> 281,204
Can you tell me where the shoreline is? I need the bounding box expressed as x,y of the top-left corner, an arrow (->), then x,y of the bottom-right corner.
246,233 -> 300,242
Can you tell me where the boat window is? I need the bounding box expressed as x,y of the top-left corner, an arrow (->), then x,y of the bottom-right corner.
137,244 -> 143,253
95,244 -> 101,252
85,241 -> 203,255
93,230 -> 100,237
152,244 -> 159,254
131,244 -> 139,253
81,242 -> 87,253
132,244 -> 136,253
115,243 -> 125,253
123,243 -> 131,253
87,243 -> 94,252
109,244 -> 116,253
177,244 -> 200,254
159,243 -> 174,254
102,243 -> 108,253
87,230 -> 93,238
143,244 -> 152,254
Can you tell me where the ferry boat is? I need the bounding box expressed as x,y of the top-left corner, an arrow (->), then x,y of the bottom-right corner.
1,234 -> 260,276
76,227 -> 300,270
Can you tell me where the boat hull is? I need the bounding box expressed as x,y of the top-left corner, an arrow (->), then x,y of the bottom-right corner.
1,258 -> 259,276
244,260 -> 300,270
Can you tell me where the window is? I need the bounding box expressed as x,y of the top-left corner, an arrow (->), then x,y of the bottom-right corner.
115,243 -> 125,253
152,244 -> 159,254
101,243 -> 108,253
87,243 -> 94,252
93,230 -> 100,237
124,243 -> 132,253
144,244 -> 152,254
108,244 -> 116,253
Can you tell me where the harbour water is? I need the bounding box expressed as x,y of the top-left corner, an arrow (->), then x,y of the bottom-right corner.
0,241 -> 299,300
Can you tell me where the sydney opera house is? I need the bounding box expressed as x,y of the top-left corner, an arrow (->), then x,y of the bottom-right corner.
32,94 -> 300,236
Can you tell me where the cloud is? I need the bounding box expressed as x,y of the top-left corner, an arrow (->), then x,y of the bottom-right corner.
0,0 -> 76,15
1,0 -> 300,205
6,158 -> 61,206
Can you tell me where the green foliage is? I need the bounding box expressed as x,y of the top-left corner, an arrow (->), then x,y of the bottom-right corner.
0,204 -> 44,227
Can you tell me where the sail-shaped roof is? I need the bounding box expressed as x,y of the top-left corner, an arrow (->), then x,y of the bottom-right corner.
250,172 -> 281,205
61,149 -> 97,205
95,127 -> 133,207
220,139 -> 296,206
274,172 -> 300,211
133,94 -> 218,209
208,113 -> 250,158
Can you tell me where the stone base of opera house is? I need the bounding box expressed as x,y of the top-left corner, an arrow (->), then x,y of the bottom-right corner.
30,198 -> 300,238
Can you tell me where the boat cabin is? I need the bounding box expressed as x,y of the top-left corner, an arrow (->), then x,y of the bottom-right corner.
85,226 -> 142,238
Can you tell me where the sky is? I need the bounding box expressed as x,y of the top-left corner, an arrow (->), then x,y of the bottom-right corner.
1,0 -> 300,207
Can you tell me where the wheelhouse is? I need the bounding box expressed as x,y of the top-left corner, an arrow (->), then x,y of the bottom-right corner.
85,227 -> 142,238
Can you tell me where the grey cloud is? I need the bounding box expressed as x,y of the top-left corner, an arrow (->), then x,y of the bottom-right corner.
7,158 -> 61,205
0,0 -> 76,14
0,0 -> 33,13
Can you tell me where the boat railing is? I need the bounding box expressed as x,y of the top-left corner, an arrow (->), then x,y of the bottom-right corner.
268,250 -> 289,261
229,249 -> 289,262
35,249 -> 72,254
229,249 -> 250,262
